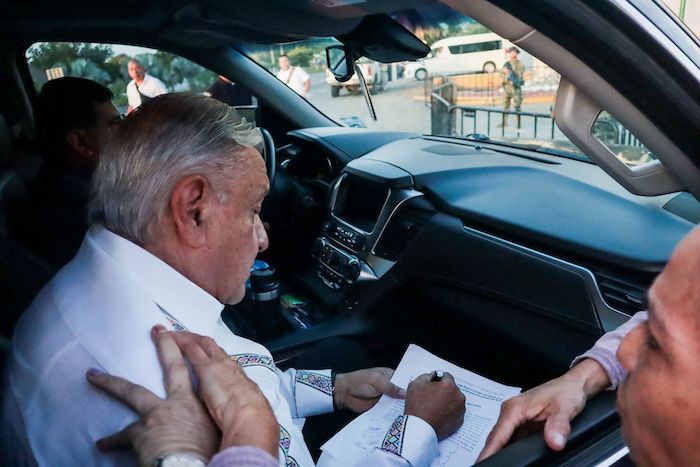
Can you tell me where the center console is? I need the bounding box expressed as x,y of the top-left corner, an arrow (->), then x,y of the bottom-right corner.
226,158 -> 433,343
313,172 -> 391,289
313,159 -> 428,291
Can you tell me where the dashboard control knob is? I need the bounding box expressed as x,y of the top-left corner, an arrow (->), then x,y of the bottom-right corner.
346,260 -> 361,282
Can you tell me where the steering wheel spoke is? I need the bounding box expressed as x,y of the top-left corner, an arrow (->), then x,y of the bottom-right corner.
260,128 -> 276,188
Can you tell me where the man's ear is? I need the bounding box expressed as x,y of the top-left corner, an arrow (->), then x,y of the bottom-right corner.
66,129 -> 96,160
170,175 -> 211,248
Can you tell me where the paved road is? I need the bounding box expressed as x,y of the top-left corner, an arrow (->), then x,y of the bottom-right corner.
304,71 -> 571,143
306,72 -> 432,133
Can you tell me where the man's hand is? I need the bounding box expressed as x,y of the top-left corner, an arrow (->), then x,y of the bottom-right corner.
404,372 -> 466,441
478,359 -> 611,461
334,367 -> 406,413
86,327 -> 219,466
169,330 -> 279,458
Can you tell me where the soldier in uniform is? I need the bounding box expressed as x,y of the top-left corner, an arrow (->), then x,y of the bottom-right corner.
500,46 -> 525,127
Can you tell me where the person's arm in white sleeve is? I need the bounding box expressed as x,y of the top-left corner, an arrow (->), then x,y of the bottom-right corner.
359,414 -> 438,467
277,366 -> 408,419
276,368 -> 334,418
299,68 -> 310,96
153,77 -> 168,96
344,372 -> 465,467
126,81 -> 139,113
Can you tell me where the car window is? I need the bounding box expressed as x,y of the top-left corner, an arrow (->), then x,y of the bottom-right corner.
239,4 -> 655,168
660,0 -> 699,39
25,42 -> 259,121
451,40 -> 502,54
592,111 -> 657,167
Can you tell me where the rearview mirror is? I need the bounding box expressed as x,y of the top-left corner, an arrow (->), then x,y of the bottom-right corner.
326,45 -> 354,82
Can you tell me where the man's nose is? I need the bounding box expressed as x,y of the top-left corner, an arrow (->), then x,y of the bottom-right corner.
256,219 -> 269,252
617,324 -> 645,374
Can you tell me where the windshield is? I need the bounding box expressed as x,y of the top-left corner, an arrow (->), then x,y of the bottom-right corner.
239,4 -> 599,160
240,3 -> 660,167
660,0 -> 700,39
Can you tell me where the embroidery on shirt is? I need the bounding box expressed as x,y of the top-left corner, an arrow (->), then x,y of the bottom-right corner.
279,425 -> 300,467
381,414 -> 407,456
295,370 -> 333,396
230,353 -> 275,372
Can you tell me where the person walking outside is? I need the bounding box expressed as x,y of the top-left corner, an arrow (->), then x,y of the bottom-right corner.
500,46 -> 524,128
276,54 -> 310,97
126,58 -> 168,114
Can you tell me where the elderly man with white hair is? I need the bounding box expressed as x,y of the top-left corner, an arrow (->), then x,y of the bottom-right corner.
1,94 -> 466,467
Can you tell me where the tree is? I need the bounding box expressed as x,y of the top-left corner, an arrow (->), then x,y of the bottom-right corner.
104,53 -> 131,81
68,58 -> 111,83
287,45 -> 316,69
27,42 -> 114,83
129,52 -> 216,92
462,22 -> 490,35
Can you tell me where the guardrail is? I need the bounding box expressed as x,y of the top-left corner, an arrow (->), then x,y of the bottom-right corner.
454,105 -> 556,139
430,79 -> 557,139
429,75 -> 649,155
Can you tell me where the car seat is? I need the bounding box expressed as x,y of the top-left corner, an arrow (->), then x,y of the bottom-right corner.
0,113 -> 53,339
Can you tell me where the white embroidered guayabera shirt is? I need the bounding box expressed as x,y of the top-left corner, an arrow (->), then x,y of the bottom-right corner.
2,227 -> 437,467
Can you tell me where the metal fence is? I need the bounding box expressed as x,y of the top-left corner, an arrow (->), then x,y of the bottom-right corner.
430,80 -> 559,140
428,69 -> 645,150
455,106 -> 557,139
424,66 -> 560,106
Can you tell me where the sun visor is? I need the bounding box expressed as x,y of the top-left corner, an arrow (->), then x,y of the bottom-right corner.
336,14 -> 430,63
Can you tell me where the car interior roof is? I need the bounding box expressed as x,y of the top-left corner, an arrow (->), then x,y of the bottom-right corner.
0,0 -> 434,45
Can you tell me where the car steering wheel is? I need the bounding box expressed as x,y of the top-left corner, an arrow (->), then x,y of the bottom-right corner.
260,128 -> 276,188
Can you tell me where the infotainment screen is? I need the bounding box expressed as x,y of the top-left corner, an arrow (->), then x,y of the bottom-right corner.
333,174 -> 389,232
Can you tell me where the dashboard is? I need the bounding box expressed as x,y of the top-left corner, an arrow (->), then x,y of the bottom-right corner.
282,127 -> 696,334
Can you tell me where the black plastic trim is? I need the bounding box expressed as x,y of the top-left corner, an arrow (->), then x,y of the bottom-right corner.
477,391 -> 620,466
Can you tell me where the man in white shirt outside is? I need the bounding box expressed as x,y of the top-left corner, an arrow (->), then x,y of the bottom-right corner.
276,55 -> 310,97
1,93 -> 465,467
126,58 -> 168,113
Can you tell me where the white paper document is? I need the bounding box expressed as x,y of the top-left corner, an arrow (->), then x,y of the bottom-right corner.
321,344 -> 521,467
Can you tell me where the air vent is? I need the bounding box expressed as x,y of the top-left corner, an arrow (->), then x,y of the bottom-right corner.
374,199 -> 433,261
596,271 -> 650,315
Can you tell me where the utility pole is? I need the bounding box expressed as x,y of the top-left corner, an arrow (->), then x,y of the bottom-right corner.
679,0 -> 687,21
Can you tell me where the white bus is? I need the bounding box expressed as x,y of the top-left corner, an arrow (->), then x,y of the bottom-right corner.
404,33 -> 532,80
